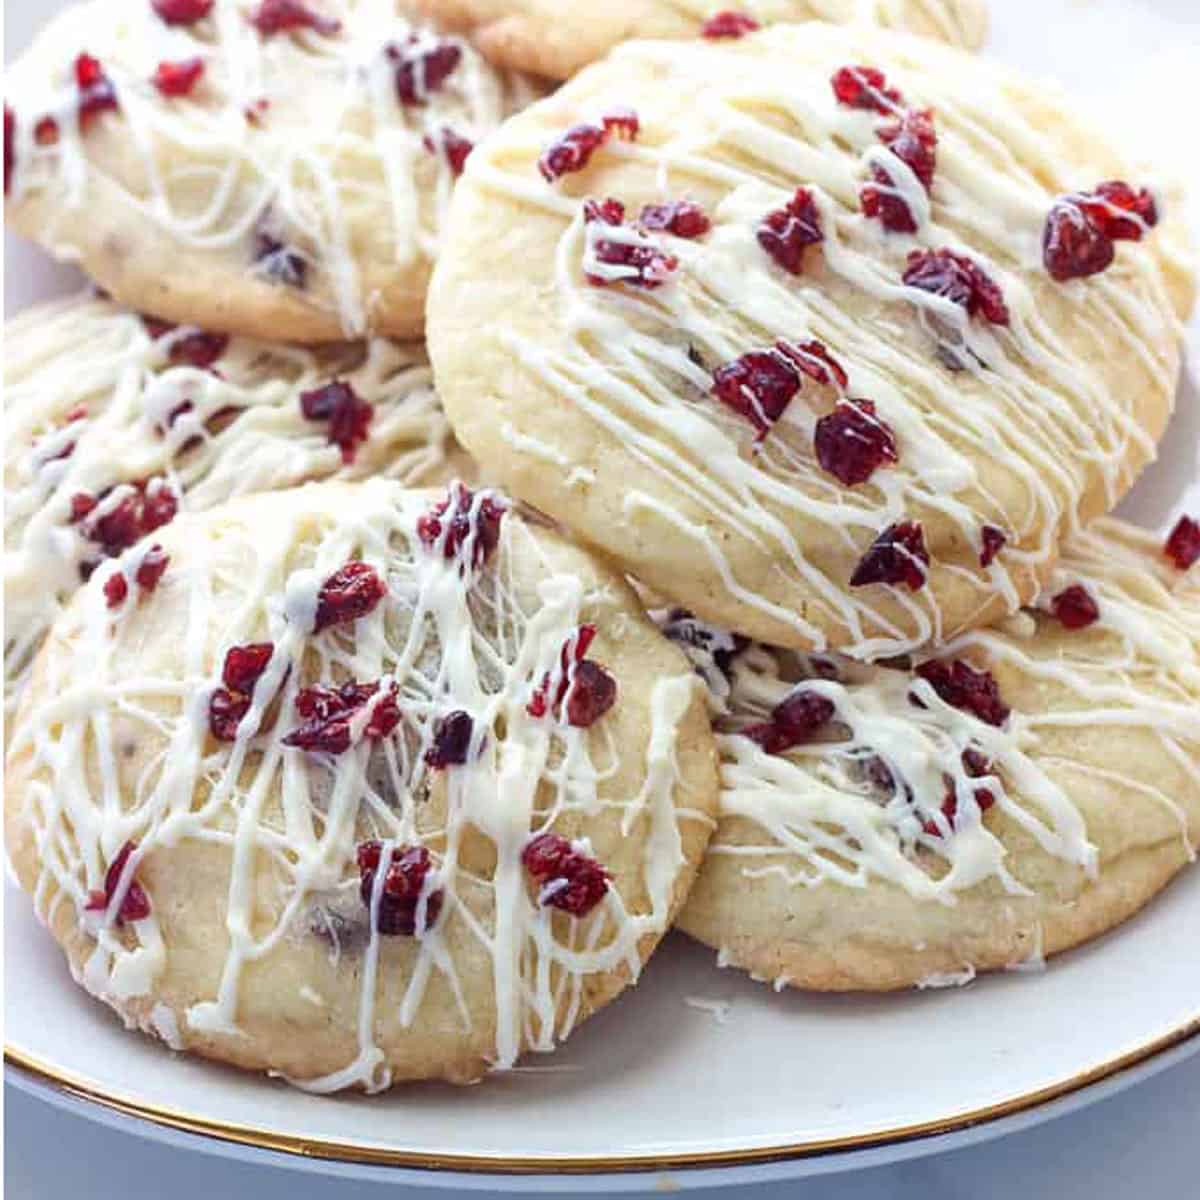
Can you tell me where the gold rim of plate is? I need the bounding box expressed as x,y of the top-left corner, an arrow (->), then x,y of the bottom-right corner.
6,1013 -> 1200,1175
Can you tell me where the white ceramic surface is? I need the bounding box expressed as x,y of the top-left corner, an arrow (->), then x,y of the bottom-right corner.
4,0 -> 1200,1187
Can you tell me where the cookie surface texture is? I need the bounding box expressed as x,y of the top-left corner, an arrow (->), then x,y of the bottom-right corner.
669,518 -> 1200,990
4,0 -> 540,340
427,23 -> 1194,654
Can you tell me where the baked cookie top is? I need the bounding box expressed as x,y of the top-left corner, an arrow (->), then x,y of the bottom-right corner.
668,517 -> 1200,990
4,480 -> 718,1087
415,0 -> 990,80
4,291 -> 467,724
427,23 -> 1195,655
3,0 -> 539,341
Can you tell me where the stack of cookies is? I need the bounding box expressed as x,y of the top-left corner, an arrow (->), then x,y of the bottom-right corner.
4,0 -> 1198,1091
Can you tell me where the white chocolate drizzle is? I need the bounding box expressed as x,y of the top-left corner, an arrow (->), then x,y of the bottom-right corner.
662,519 -> 1199,911
460,26 -> 1188,655
9,480 -> 707,1088
4,292 -> 458,726
6,0 -> 539,336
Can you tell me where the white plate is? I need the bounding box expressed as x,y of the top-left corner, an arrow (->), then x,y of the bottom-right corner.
4,0 -> 1200,1188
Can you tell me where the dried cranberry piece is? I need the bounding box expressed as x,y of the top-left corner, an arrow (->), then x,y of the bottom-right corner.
850,521 -> 930,590
776,339 -> 849,389
877,108 -> 937,190
85,841 -> 151,923
903,249 -> 1010,326
152,0 -> 213,23
249,0 -> 341,37
388,38 -> 463,105
89,489 -> 144,552
979,525 -> 1007,568
1050,584 -> 1100,630
913,658 -> 1009,726
584,196 -> 625,226
34,116 -> 60,146
144,317 -> 230,368
859,167 -> 918,234
209,688 -> 251,741
814,398 -> 898,486
423,126 -> 473,175
744,688 -> 835,755
283,680 -> 400,754
861,110 -> 937,232
602,108 -> 639,141
222,642 -> 274,693
425,710 -> 475,769
209,643 -> 275,741
527,625 -> 617,728
539,123 -> 605,182
564,661 -> 617,728
357,842 -> 442,935
4,106 -> 14,195
134,544 -> 170,592
1043,180 -> 1158,283
70,492 -> 98,522
522,833 -> 610,917
583,197 -> 678,289
638,199 -> 711,239
75,54 -> 119,128
700,10 -> 760,38
299,380 -> 373,463
143,482 -> 178,534
104,573 -> 129,609
757,188 -> 823,275
153,57 -> 205,98
712,339 -> 846,439
78,480 -> 178,561
1164,515 -> 1200,571
528,624 -> 595,718
1042,199 -> 1115,282
313,561 -> 386,633
167,334 -> 225,372
831,65 -> 903,114
712,347 -> 801,438
961,747 -> 993,779
417,483 -> 507,570
1077,181 -> 1158,242
925,751 -> 997,836
538,110 -> 637,183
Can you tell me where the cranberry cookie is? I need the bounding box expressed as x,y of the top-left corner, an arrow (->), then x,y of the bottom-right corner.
4,291 -> 471,726
3,1 -> 540,341
5,480 -> 718,1086
668,517 -> 1200,989
427,23 -> 1195,655
415,0 -> 989,80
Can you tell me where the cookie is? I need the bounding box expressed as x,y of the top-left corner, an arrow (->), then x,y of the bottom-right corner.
5,479 -> 718,1086
4,291 -> 471,727
3,0 -> 540,342
427,23 -> 1195,656
667,517 -> 1200,990
415,0 -> 990,80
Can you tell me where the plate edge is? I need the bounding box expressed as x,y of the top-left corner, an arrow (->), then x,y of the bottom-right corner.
7,1012 -> 1200,1176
